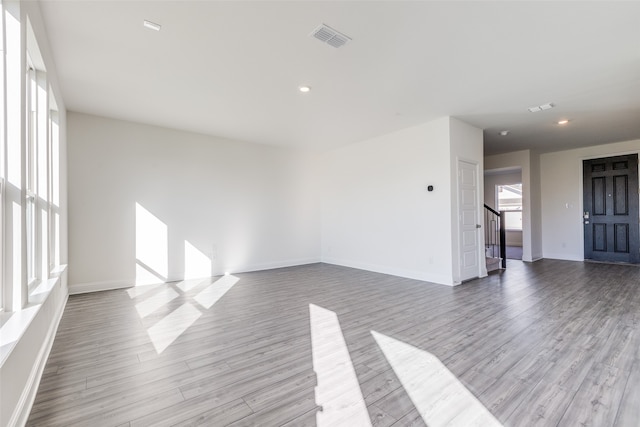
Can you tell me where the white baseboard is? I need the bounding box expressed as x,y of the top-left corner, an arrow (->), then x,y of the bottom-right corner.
69,257 -> 323,295
229,257 -> 321,275
542,254 -> 583,262
322,256 -> 454,286
9,289 -> 68,427
69,279 -> 132,295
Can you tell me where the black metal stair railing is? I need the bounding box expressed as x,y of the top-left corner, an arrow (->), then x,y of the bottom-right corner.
484,204 -> 506,269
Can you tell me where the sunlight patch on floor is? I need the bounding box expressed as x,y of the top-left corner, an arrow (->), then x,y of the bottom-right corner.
372,331 -> 502,427
135,287 -> 179,318
127,282 -> 164,299
132,274 -> 240,354
194,274 -> 239,309
176,278 -> 210,293
147,303 -> 202,354
310,304 -> 372,427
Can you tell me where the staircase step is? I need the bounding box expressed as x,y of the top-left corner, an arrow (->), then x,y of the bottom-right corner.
486,257 -> 502,272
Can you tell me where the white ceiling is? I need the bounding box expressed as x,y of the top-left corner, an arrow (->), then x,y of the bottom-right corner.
38,1 -> 640,155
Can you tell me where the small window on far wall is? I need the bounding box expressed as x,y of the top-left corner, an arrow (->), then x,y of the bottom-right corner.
497,184 -> 522,230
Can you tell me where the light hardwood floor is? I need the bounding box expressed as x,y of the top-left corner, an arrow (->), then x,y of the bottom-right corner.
27,260 -> 640,426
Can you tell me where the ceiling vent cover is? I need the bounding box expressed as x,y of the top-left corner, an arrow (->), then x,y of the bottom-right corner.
310,24 -> 351,48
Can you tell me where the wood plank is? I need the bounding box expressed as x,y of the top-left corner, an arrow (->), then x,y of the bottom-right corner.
557,363 -> 627,426
614,360 -> 640,426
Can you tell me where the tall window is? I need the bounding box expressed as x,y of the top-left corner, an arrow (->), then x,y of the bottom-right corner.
25,53 -> 52,296
497,183 -> 522,230
0,5 -> 60,312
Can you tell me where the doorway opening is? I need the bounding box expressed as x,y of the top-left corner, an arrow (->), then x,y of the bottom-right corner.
496,183 -> 523,260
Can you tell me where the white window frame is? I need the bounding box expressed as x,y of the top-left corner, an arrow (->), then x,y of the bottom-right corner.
48,106 -> 59,272
35,69 -> 48,284
26,61 -> 37,290
0,177 -> 4,312
0,0 -> 5,312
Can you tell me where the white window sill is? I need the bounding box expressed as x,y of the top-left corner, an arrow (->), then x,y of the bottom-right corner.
50,265 -> 67,277
0,264 -> 67,367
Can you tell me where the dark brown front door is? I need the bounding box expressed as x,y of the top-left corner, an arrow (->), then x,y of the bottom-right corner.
583,154 -> 639,263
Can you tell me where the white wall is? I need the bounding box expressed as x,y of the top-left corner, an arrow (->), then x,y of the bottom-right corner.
541,139 -> 640,261
484,150 -> 542,261
1,1 -> 69,426
321,118 -> 452,284
321,117 -> 484,286
69,113 -> 486,292
67,113 -> 321,293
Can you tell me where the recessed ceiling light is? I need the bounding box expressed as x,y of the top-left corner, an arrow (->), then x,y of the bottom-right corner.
557,119 -> 569,125
298,85 -> 311,93
143,20 -> 161,31
499,130 -> 509,136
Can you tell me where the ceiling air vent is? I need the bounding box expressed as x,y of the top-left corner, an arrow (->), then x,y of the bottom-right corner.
310,24 -> 351,48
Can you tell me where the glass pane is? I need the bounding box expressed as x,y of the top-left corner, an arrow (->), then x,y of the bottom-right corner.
497,184 -> 522,211
504,211 -> 523,230
26,197 -> 36,281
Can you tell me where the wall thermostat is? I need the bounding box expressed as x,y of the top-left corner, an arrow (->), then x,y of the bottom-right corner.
427,185 -> 434,192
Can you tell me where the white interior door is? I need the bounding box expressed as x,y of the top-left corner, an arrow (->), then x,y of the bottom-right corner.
458,160 -> 480,281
